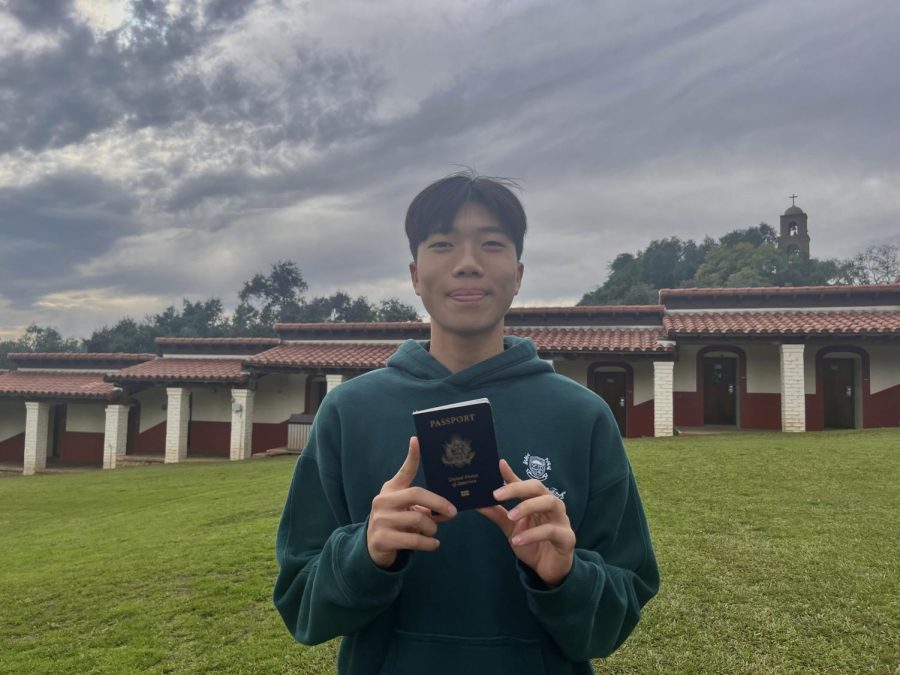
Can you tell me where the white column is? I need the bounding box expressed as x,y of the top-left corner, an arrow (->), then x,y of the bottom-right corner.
653,361 -> 675,437
780,344 -> 806,432
23,401 -> 50,476
325,374 -> 344,393
103,404 -> 129,470
230,389 -> 255,461
165,388 -> 190,464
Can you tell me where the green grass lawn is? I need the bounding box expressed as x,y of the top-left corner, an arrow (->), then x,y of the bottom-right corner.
1,430 -> 898,674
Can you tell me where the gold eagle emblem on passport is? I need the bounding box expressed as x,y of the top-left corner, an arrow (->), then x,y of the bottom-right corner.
441,434 -> 475,468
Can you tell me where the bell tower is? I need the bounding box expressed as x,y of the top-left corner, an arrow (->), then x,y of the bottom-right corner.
778,194 -> 809,258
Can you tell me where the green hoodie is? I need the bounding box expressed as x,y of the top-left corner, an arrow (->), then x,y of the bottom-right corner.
274,336 -> 659,674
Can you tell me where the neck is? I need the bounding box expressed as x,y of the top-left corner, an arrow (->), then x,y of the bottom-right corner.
428,324 -> 506,373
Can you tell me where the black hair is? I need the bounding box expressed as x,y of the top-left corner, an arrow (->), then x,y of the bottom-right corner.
405,170 -> 527,260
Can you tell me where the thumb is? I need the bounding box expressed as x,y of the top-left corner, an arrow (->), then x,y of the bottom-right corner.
387,436 -> 420,489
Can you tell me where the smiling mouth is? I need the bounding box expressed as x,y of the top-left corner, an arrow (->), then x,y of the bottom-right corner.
449,290 -> 487,302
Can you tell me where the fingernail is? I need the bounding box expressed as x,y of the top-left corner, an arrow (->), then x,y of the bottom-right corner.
448,505 -> 457,516
493,488 -> 506,499
507,508 -> 519,520
511,536 -> 522,545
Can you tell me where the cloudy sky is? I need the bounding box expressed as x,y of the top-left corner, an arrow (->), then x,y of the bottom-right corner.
1,0 -> 898,338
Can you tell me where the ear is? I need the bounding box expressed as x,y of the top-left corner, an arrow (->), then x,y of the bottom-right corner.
409,261 -> 421,296
514,261 -> 524,295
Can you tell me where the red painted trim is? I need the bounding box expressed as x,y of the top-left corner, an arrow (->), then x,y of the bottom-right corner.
188,421 -> 230,457
0,432 -> 25,462
58,431 -> 103,464
134,421 -> 166,454
630,399 -> 654,437
742,393 -> 781,430
868,383 -> 900,428
805,393 -> 821,431
695,345 -> 747,427
252,422 -> 288,453
587,361 -> 634,437
673,391 -> 703,427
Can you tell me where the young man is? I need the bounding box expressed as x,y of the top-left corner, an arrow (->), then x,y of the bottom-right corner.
274,172 -> 659,674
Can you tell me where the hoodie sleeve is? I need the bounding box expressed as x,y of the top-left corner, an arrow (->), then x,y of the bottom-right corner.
518,407 -> 660,660
272,397 -> 409,645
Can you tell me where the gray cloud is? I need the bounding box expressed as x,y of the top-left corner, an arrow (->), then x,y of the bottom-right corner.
0,0 -> 898,337
4,0 -> 75,31
0,170 -> 139,305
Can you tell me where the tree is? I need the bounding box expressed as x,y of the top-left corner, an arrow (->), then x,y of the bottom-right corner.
233,260 -> 309,333
0,324 -> 82,369
297,292 -> 377,323
150,298 -> 230,337
693,243 -> 839,288
20,324 -> 82,353
376,298 -> 420,321
718,223 -> 777,248
836,244 -> 900,285
579,222 -> 847,305
232,260 -> 420,330
83,318 -> 156,353
579,238 -> 711,305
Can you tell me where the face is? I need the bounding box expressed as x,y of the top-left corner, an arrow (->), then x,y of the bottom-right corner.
410,202 -> 524,341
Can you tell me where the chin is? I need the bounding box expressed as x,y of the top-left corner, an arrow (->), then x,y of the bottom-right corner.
434,316 -> 504,338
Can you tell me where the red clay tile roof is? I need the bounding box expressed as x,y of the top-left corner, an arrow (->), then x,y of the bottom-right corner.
248,343 -> 399,369
108,358 -> 249,384
7,352 -> 155,365
275,322 -> 427,338
250,328 -> 672,369
155,337 -> 280,346
0,371 -> 119,400
506,305 -> 665,316
663,310 -> 900,336
508,328 -> 671,352
660,284 -> 900,300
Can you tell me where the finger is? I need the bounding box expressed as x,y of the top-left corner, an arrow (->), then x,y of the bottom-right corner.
410,504 -> 454,524
494,476 -> 548,502
385,437 -> 420,490
476,505 -> 515,537
381,510 -> 438,537
376,486 -> 457,518
507,494 -> 566,522
371,530 -> 441,554
509,523 -> 576,550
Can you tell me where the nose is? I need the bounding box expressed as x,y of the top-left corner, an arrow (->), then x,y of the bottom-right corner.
452,242 -> 483,277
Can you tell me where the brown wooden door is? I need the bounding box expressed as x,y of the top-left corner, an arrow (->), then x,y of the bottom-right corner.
823,359 -> 855,429
50,404 -> 66,459
126,404 -> 140,454
703,358 -> 737,425
593,371 -> 627,436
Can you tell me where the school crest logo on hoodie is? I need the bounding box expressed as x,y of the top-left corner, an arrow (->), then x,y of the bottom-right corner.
523,453 -> 551,481
523,453 -> 565,500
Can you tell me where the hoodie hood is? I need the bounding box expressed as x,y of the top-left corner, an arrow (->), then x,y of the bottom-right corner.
386,335 -> 553,389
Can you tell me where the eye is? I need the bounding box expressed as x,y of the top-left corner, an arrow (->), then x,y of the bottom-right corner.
428,240 -> 453,250
483,240 -> 507,249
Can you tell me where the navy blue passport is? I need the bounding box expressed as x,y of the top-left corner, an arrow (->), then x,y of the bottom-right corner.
413,398 -> 503,511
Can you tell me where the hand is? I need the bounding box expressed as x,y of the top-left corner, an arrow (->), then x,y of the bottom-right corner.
477,459 -> 575,587
366,436 -> 458,569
